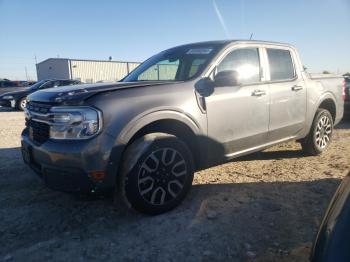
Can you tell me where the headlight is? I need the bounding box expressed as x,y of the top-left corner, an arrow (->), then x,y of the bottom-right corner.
2,95 -> 13,100
49,107 -> 102,140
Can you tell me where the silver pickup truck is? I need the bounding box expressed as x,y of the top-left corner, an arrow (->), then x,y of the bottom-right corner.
22,40 -> 344,214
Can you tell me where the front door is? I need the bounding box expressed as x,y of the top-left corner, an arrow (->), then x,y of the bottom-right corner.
205,47 -> 270,161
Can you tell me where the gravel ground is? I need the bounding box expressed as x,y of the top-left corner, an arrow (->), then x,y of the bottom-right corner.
0,108 -> 349,262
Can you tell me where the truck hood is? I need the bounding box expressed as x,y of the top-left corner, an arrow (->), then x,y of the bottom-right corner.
28,81 -> 177,105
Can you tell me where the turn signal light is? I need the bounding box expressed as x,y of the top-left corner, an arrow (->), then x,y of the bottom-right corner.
90,171 -> 106,180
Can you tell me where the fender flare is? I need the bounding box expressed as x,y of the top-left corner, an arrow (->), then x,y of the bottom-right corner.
116,109 -> 202,146
105,109 -> 203,186
303,92 -> 337,136
315,92 -> 337,112
314,92 -> 337,122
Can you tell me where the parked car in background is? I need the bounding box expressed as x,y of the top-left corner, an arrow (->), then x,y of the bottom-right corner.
0,79 -> 25,95
0,78 -> 36,95
18,80 -> 37,87
0,78 -> 17,88
22,40 -> 344,214
344,77 -> 350,118
311,171 -> 350,262
0,79 -> 81,110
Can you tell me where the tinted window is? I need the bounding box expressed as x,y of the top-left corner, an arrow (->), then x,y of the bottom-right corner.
59,80 -> 72,86
217,48 -> 260,85
267,49 -> 295,81
39,81 -> 55,89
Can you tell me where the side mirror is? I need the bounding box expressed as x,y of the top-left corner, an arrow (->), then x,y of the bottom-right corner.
214,70 -> 239,87
194,77 -> 215,97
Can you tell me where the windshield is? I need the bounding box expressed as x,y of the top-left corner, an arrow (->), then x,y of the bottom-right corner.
27,80 -> 47,90
122,44 -> 222,82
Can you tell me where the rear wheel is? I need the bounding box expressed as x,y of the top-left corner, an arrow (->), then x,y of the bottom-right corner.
18,97 -> 27,111
118,133 -> 194,215
301,109 -> 333,156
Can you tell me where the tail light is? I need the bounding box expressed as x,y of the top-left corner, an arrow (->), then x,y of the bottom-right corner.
342,79 -> 346,100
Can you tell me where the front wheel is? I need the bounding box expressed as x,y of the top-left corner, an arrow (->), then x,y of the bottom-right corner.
301,109 -> 333,156
18,97 -> 27,111
118,133 -> 194,215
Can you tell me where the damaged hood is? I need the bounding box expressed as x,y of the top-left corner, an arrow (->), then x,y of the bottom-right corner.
28,81 -> 175,105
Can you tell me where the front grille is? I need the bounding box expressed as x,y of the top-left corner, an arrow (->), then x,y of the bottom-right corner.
27,102 -> 51,114
28,119 -> 50,144
26,102 -> 52,144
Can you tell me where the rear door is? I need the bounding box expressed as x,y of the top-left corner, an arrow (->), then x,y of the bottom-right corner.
265,47 -> 307,142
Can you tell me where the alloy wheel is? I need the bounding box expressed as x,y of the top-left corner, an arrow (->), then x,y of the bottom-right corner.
138,148 -> 187,206
20,99 -> 27,109
315,115 -> 332,149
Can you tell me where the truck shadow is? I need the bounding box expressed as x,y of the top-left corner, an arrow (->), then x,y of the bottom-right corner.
0,106 -> 15,112
0,146 -> 343,261
336,119 -> 350,130
236,149 -> 304,162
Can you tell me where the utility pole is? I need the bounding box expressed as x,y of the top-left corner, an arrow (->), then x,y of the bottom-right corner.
24,66 -> 29,81
249,33 -> 253,40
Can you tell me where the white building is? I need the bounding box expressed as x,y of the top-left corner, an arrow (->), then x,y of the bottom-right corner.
36,58 -> 140,83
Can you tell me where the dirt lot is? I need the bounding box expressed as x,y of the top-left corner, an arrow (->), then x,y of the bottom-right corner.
0,108 -> 349,262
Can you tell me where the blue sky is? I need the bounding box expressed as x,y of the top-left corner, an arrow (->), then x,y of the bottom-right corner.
0,0 -> 349,80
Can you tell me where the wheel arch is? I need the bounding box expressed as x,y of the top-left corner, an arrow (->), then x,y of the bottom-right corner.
302,94 -> 337,140
117,110 -> 204,170
17,96 -> 28,110
317,98 -> 336,122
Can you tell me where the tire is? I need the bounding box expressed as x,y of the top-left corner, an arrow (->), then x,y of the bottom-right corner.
17,97 -> 27,111
118,133 -> 194,215
301,109 -> 333,156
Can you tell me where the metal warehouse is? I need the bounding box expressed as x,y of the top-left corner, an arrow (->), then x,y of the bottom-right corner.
36,58 -> 140,83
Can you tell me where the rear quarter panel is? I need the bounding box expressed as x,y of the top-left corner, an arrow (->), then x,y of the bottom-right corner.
304,75 -> 344,132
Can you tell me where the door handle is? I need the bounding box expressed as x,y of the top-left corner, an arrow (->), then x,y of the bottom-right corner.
252,90 -> 266,96
291,85 -> 303,91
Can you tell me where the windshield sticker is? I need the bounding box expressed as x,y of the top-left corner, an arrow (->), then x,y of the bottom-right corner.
186,48 -> 213,55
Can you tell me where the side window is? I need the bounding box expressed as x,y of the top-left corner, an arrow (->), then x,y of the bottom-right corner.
267,49 -> 295,81
60,80 -> 72,86
189,58 -> 206,78
53,81 -> 61,87
39,81 -> 53,89
216,48 -> 261,85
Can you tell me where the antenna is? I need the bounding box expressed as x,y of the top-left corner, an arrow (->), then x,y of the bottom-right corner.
249,33 -> 253,40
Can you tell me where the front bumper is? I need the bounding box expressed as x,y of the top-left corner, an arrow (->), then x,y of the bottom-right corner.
21,128 -> 121,193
